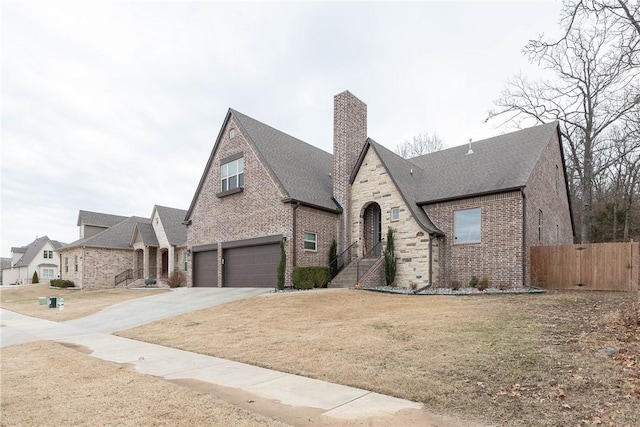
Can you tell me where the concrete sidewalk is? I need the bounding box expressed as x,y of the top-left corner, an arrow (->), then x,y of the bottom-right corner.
1,309 -> 458,425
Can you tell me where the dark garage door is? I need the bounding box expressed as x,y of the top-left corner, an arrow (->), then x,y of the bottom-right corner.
193,250 -> 218,287
224,244 -> 279,287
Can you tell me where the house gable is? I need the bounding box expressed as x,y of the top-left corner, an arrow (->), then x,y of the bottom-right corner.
350,145 -> 437,287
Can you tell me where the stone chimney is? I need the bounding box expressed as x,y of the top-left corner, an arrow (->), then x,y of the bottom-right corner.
333,91 -> 367,253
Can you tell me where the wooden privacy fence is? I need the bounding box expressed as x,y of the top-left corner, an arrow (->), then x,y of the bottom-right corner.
530,242 -> 639,292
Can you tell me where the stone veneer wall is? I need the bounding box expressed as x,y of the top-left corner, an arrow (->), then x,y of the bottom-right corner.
333,91 -> 367,255
186,116 -> 293,287
295,205 -> 338,267
350,146 -> 435,288
424,191 -> 524,288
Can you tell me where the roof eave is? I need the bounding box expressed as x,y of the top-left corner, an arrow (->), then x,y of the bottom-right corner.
417,186 -> 526,206
281,198 -> 342,214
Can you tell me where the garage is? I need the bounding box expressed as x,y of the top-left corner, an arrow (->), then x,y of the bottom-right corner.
192,249 -> 218,287
223,237 -> 281,288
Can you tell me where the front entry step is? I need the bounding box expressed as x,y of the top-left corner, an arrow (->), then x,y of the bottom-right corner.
329,258 -> 379,288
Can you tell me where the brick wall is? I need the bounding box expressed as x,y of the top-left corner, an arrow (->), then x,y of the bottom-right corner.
424,191 -> 524,288
82,248 -> 133,289
59,247 -> 84,288
186,115 -> 294,286
523,130 -> 574,284
333,91 -> 367,255
294,205 -> 338,267
351,146 -> 436,288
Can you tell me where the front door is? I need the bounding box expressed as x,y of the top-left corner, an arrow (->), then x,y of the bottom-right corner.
161,251 -> 169,277
363,203 -> 382,257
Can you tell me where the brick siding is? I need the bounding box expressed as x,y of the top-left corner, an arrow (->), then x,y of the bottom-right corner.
424,191 -> 525,288
333,91 -> 367,255
187,116 -> 338,287
294,205 -> 338,267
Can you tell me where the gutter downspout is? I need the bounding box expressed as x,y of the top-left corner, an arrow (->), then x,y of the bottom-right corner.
428,234 -> 434,287
292,202 -> 301,269
521,190 -> 527,287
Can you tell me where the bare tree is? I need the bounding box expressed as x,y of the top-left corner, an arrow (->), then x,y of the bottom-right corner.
488,15 -> 640,243
395,132 -> 445,158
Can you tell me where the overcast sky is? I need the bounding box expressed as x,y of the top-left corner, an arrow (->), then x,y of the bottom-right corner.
1,0 -> 563,257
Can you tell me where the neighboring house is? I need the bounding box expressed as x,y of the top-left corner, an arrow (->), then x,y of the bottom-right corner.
58,207 -> 187,289
1,258 -> 13,285
77,210 -> 128,239
185,91 -> 574,289
131,205 -> 188,281
1,236 -> 65,285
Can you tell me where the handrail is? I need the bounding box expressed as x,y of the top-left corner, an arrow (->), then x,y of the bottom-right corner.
357,240 -> 384,284
329,241 -> 358,278
115,269 -> 133,286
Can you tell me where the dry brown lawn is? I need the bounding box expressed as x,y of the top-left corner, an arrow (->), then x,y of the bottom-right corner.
0,341 -> 291,427
119,289 -> 640,427
0,283 -> 168,321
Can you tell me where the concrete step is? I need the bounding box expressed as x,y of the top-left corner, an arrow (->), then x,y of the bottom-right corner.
330,257 -> 381,288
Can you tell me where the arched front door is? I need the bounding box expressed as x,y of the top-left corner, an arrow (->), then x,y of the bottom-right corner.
362,202 -> 382,257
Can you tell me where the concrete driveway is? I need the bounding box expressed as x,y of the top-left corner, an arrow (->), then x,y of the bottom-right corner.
63,287 -> 271,333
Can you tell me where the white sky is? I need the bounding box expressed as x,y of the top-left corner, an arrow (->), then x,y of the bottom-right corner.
1,0 -> 563,257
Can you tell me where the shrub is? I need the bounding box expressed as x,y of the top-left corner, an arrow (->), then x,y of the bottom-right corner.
50,279 -> 75,288
384,227 -> 397,286
166,269 -> 186,288
450,280 -> 461,290
292,266 -> 330,289
32,271 -> 39,284
328,239 -> 338,278
144,278 -> 157,286
469,275 -> 479,288
277,240 -> 286,290
478,276 -> 489,291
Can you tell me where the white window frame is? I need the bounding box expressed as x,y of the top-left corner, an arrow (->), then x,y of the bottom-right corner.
453,208 -> 481,244
41,268 -> 54,279
221,158 -> 244,192
390,207 -> 400,222
303,232 -> 317,251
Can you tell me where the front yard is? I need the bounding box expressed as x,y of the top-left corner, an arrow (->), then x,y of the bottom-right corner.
118,290 -> 640,426
0,283 -> 168,321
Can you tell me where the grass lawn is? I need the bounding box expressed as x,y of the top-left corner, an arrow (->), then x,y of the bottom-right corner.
118,289 -> 640,426
0,341 -> 291,427
0,283 -> 168,321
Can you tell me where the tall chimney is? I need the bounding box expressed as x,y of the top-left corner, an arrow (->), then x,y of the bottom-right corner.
333,91 -> 367,254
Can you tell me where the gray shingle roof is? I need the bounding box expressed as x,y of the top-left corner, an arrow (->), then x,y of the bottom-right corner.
61,217 -> 150,250
132,222 -> 159,246
11,236 -> 65,267
410,122 -> 559,203
77,210 -> 129,227
365,140 -> 443,235
1,258 -> 12,270
155,205 -> 188,246
231,110 -> 337,211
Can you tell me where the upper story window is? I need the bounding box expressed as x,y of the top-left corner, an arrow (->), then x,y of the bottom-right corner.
303,232 -> 317,251
221,157 -> 244,192
390,207 -> 400,222
454,208 -> 481,244
43,250 -> 53,259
